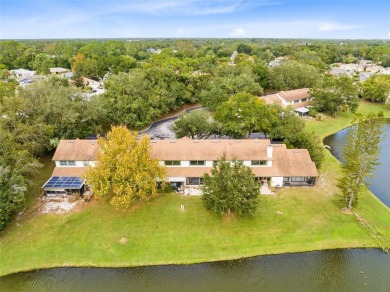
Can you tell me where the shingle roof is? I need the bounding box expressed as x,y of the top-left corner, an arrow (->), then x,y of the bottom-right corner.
277,88 -> 310,102
52,167 -> 88,177
52,139 -> 99,161
49,67 -> 69,73
150,138 -> 271,161
52,138 -> 318,178
164,144 -> 318,178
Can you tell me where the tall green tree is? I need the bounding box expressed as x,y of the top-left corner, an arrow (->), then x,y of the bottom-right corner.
362,75 -> 390,103
311,75 -> 359,116
173,109 -> 220,139
214,93 -> 273,138
269,61 -> 321,90
84,126 -> 166,208
0,130 -> 40,231
202,156 -> 260,216
30,53 -> 55,74
337,113 -> 384,210
200,66 -> 263,111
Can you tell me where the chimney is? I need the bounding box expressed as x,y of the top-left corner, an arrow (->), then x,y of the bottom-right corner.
267,144 -> 273,158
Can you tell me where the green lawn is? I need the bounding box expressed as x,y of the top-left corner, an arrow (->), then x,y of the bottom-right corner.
0,101 -> 389,277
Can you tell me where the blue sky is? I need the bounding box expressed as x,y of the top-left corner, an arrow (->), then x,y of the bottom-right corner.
1,0 -> 389,39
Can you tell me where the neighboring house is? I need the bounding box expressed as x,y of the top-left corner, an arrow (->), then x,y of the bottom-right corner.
42,138 -> 318,196
268,56 -> 288,67
147,48 -> 162,54
18,77 -> 34,85
10,68 -> 36,79
9,69 -> 46,86
330,62 -> 390,79
259,88 -> 312,116
50,67 -> 73,78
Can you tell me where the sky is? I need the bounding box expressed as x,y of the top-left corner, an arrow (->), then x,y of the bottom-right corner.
1,0 -> 390,39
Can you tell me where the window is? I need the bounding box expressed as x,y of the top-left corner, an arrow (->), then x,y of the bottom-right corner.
293,100 -> 300,104
251,160 -> 267,166
59,160 -> 76,166
83,161 -> 89,166
291,177 -> 306,182
301,98 -> 308,102
186,177 -> 204,185
164,160 -> 181,166
190,160 -> 205,166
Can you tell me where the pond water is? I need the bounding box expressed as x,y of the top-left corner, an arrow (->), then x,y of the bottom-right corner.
1,249 -> 389,291
323,120 -> 390,207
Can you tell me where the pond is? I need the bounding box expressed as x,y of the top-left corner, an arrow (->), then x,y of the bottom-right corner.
1,249 -> 389,291
323,120 -> 390,207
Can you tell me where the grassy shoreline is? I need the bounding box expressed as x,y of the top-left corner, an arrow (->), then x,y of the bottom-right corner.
0,101 -> 389,277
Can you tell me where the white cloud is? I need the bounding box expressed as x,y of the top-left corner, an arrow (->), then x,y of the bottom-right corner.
106,0 -> 280,16
318,22 -> 362,32
112,0 -> 244,16
176,28 -> 189,35
231,28 -> 247,36
388,31 -> 390,37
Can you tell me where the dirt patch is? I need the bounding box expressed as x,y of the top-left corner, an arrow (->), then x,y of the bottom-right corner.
119,238 -> 128,244
222,212 -> 236,224
40,201 -> 78,214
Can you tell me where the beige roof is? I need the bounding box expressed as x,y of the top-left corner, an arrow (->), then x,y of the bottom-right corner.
50,67 -> 69,73
52,139 -> 99,161
51,138 -> 318,178
150,138 -> 271,161
52,167 -> 88,177
259,94 -> 283,106
277,88 -> 310,102
165,144 -> 317,178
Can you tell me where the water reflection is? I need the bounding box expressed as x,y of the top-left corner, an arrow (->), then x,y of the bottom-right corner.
1,249 -> 389,292
323,120 -> 390,207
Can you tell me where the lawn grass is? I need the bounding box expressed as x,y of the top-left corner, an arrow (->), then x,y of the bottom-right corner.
0,101 -> 389,277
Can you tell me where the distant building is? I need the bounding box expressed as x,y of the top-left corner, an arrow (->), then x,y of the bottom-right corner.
259,88 -> 312,116
10,68 -> 36,79
269,56 -> 288,67
50,67 -> 73,78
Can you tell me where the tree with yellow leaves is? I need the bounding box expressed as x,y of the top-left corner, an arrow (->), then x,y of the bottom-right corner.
84,126 -> 166,208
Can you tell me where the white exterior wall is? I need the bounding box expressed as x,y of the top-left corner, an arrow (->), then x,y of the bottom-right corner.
168,176 -> 186,182
205,161 -> 213,167
54,160 -> 94,167
271,177 -> 284,187
161,160 -> 272,168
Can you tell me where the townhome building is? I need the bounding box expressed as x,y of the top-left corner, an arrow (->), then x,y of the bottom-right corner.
42,138 -> 318,196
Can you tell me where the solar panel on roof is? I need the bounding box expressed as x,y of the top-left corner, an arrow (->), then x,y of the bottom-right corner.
42,176 -> 86,190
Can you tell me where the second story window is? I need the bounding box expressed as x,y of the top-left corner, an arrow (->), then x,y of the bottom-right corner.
164,160 -> 181,166
190,160 -> 205,166
251,160 -> 267,166
83,161 -> 89,166
59,160 -> 76,166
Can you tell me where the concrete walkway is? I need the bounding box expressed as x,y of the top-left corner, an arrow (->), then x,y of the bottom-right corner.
260,184 -> 275,195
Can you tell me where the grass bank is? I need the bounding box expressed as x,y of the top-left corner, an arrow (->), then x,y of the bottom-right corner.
0,101 -> 389,277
